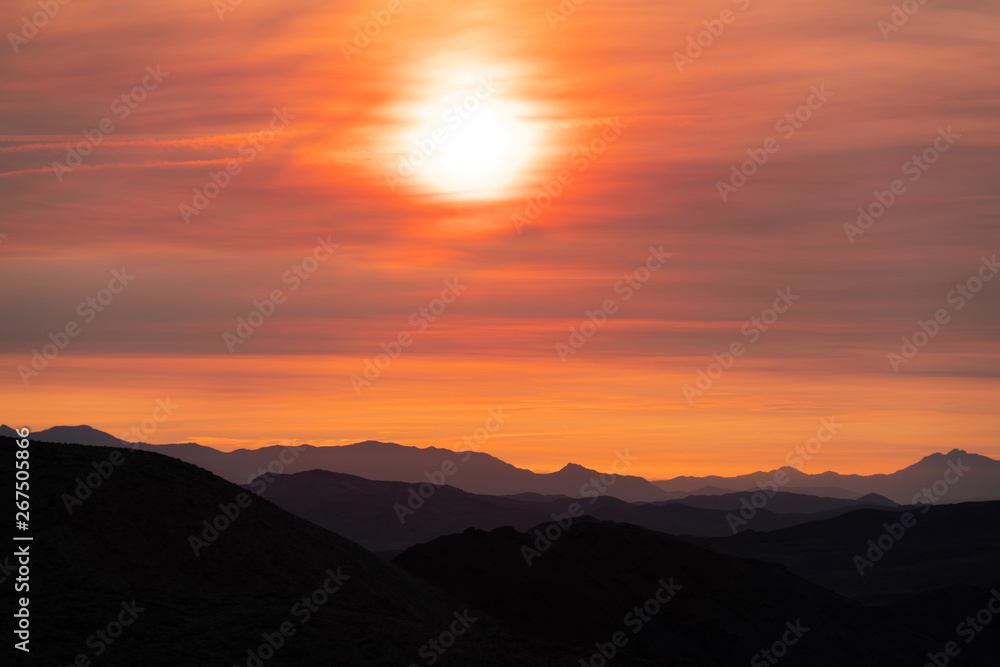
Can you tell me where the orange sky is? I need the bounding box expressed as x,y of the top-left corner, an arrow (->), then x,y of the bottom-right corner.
2,0 -> 999,477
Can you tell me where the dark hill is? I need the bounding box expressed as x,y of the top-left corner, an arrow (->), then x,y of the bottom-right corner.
0,436 -> 577,666
696,502 -> 1000,602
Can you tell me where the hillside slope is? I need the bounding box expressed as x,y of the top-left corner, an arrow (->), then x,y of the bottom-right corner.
0,436 -> 576,666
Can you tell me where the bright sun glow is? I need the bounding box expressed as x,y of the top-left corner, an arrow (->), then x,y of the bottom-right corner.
387,66 -> 537,199
438,110 -> 511,176
420,101 -> 534,197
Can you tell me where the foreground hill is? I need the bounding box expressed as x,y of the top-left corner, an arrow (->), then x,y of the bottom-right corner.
0,436 -> 577,666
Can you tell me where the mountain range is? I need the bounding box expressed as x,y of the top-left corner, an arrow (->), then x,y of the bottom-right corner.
6,423 -> 1000,504
6,433 -> 1000,666
243,468 -> 900,552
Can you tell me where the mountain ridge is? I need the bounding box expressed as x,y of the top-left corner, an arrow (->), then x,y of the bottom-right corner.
11,423 -> 1000,504
242,468 -> 906,551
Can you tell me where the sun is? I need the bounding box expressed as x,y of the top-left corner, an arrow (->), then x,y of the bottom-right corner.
416,100 -> 534,198
421,103 -> 534,197
384,68 -> 537,199
438,109 -> 511,177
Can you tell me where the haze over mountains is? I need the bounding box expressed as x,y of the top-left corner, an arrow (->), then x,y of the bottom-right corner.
7,423 -> 1000,504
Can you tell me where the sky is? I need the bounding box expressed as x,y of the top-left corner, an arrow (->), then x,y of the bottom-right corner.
1,0 -> 999,477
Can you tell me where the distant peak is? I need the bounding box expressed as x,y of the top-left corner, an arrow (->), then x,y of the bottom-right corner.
856,492 -> 898,506
919,448 -> 970,462
557,462 -> 592,473
48,425 -> 118,436
32,425 -> 125,447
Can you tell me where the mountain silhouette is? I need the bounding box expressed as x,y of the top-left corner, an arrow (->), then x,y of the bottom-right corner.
20,423 -> 1000,503
23,426 -> 668,500
5,432 -> 1000,666
31,424 -> 127,447
654,451 -> 1000,503
0,435 -> 578,666
696,501 -> 1000,603
658,490 -> 897,513
251,469 -> 916,552
391,520 -> 997,666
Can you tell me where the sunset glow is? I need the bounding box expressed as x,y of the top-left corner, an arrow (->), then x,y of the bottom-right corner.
2,0 -> 1000,479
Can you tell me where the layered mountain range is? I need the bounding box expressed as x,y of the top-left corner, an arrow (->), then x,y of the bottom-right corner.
5,423 -> 999,504
3,431 -> 999,666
